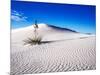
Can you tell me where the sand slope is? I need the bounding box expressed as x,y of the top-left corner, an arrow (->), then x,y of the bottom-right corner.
11,24 -> 96,75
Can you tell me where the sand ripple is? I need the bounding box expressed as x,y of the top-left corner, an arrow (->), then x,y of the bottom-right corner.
11,36 -> 96,75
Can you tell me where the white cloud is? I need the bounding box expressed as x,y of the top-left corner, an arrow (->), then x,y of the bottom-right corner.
11,10 -> 28,22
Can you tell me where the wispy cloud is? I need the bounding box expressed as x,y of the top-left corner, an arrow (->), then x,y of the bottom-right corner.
11,10 -> 28,22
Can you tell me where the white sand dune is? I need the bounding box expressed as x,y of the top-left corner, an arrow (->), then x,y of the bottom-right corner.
11,24 -> 96,75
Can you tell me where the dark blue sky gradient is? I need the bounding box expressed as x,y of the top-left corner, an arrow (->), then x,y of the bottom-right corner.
11,1 -> 96,33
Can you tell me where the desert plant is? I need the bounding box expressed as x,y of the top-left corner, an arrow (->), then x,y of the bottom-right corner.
24,20 -> 42,45
24,36 -> 42,45
33,20 -> 38,38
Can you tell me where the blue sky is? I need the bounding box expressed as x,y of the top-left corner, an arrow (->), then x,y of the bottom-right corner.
11,0 -> 96,34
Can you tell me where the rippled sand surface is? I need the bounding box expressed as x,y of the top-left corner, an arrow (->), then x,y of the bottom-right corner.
11,24 -> 96,75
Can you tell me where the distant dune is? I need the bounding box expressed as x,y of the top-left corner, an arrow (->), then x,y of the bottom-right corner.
11,23 -> 96,75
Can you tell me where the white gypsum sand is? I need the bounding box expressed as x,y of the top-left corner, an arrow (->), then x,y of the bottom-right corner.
11,24 -> 96,75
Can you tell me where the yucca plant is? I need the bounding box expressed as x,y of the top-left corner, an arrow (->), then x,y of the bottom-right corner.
33,20 -> 38,39
24,36 -> 42,45
24,20 -> 42,45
